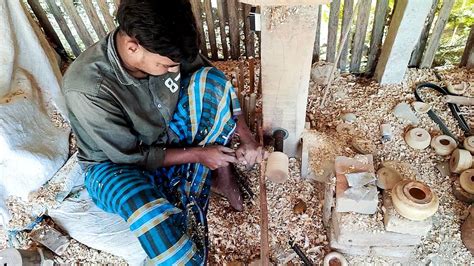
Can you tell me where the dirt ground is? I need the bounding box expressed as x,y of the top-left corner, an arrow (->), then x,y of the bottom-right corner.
1,60 -> 473,264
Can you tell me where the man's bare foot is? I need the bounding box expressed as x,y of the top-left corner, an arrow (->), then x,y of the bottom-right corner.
211,164 -> 244,211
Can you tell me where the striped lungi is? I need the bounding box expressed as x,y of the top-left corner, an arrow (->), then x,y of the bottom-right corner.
84,67 -> 241,265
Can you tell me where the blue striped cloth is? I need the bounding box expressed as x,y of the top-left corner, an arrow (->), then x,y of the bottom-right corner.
84,67 -> 241,265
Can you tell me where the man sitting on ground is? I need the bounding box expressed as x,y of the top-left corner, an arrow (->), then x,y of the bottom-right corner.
62,0 -> 265,264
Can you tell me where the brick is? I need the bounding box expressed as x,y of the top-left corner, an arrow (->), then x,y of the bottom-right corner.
383,191 -> 433,236
332,211 -> 422,247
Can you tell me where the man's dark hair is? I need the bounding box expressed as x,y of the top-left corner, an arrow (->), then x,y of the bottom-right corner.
117,0 -> 200,63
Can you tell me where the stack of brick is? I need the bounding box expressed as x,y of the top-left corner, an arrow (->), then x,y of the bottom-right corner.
329,155 -> 433,260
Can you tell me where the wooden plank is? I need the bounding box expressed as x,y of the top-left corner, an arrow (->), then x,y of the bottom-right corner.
420,0 -> 455,68
312,5 -> 322,62
203,0 -> 218,59
460,24 -> 474,68
338,0 -> 354,70
242,3 -> 255,58
326,0 -> 340,63
216,0 -> 230,60
97,0 -> 116,32
190,0 -> 209,57
80,0 -> 107,38
227,0 -> 241,59
409,0 -> 438,67
44,0 -> 82,57
26,0 -> 67,57
366,0 -> 389,74
61,0 -> 94,47
349,0 -> 372,73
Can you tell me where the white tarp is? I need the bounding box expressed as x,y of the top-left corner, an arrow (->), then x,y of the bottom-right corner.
0,0 -> 70,223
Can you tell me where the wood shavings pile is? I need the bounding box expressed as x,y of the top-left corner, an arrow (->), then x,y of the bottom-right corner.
208,158 -> 328,264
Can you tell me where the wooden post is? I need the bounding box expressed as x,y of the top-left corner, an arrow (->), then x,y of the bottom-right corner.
249,57 -> 255,93
44,0 -> 82,57
227,0 -> 241,59
260,6 -> 320,156
80,0 -> 107,38
338,0 -> 354,71
366,0 -> 389,74
374,0 -> 432,84
61,0 -> 94,47
460,24 -> 474,68
312,5 -> 322,62
242,4 -> 256,58
408,0 -> 438,67
96,0 -> 116,32
26,0 -> 67,57
326,0 -> 340,63
191,0 -> 209,57
216,0 -> 230,60
420,0 -> 455,68
349,0 -> 371,73
249,93 -> 257,131
203,0 -> 218,60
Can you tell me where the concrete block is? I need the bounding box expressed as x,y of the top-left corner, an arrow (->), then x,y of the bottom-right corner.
383,191 -> 432,236
335,185 -> 379,214
335,155 -> 378,214
329,226 -> 370,256
374,0 -> 432,84
330,226 -> 416,259
371,245 -> 416,258
332,211 -> 422,247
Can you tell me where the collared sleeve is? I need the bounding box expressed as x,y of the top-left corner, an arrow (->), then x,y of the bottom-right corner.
65,90 -> 166,171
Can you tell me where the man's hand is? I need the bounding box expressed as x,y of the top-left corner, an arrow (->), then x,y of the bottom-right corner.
197,146 -> 238,170
236,137 -> 268,168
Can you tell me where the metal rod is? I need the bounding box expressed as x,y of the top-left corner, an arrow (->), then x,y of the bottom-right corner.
289,240 -> 313,266
273,129 -> 286,152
